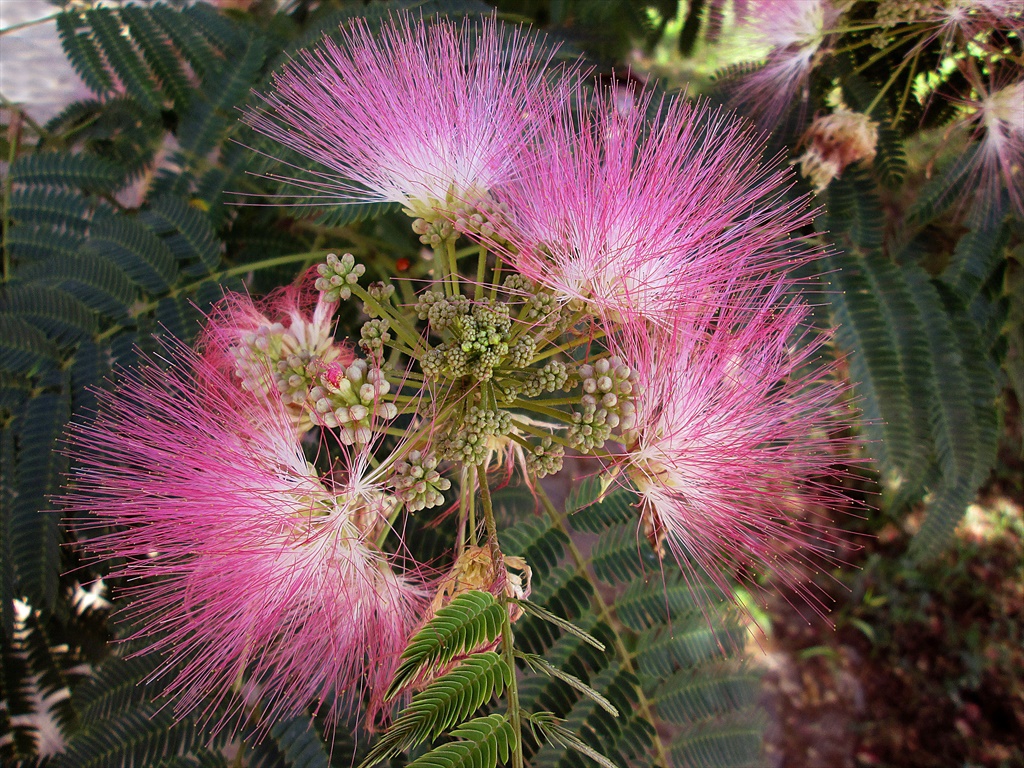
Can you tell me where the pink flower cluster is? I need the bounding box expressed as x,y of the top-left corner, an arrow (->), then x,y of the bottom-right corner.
61,302 -> 426,733
61,9 -> 861,739
244,13 -> 854,603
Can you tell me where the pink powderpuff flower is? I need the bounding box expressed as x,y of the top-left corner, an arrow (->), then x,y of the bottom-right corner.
610,286 -> 856,616
485,86 -> 820,326
59,344 -> 428,733
731,0 -> 842,128
200,276 -> 355,431
244,13 -> 566,220
926,0 -> 1023,41
957,78 -> 1024,223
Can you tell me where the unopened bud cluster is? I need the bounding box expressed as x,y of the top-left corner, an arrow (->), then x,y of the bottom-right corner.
569,356 -> 636,452
306,239 -> 642,512
392,451 -> 451,512
421,299 -> 512,382
310,359 -> 398,444
440,406 -> 512,465
316,252 -> 365,302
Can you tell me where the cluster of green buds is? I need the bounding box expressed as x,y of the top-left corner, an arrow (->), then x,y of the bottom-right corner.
391,450 -> 451,512
302,235 -> 641,568
438,406 -> 512,466
419,295 -> 513,382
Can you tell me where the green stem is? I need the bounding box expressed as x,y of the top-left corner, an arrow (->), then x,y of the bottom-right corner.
432,243 -> 452,297
893,45 -> 923,126
467,464 -> 477,547
490,254 -> 504,302
530,333 -> 595,364
0,12 -> 60,36
509,418 -> 575,451
865,50 -> 917,117
510,400 -> 573,424
349,283 -> 424,355
477,467 -> 524,768
446,238 -> 460,294
94,251 -> 327,341
0,93 -> 51,140
850,30 -> 918,77
518,395 -> 581,407
533,481 -> 670,768
375,501 -> 405,548
474,245 -> 487,301
2,113 -> 19,284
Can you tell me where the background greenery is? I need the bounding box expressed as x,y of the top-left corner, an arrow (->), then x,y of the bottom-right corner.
0,1 -> 1020,767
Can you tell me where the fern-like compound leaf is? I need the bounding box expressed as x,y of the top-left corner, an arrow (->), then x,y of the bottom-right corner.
526,711 -> 620,768
516,599 -> 606,652
9,153 -> 125,194
386,590 -> 505,699
406,714 -> 514,768
85,214 -> 180,294
362,652 -> 510,767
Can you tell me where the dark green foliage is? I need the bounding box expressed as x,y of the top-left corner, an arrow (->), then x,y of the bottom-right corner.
10,393 -> 68,617
21,253 -> 138,320
140,195 -> 222,276
1,6 -> 315,762
56,12 -> 115,95
121,5 -> 194,110
10,153 -> 126,194
50,705 -> 206,768
669,712 -> 767,768
591,522 -> 651,583
270,716 -> 332,768
0,315 -> 60,376
565,478 -> 635,533
504,492 -> 763,768
827,228 -> 1006,555
908,147 -> 977,225
1,286 -> 97,342
86,7 -> 163,113
84,215 -> 180,294
819,168 -> 884,252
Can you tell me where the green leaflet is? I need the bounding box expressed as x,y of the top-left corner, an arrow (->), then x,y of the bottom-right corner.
363,652 -> 511,766
10,393 -> 68,618
407,714 -> 514,768
387,591 -> 506,699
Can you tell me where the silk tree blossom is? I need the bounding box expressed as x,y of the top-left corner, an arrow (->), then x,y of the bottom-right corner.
484,88 -> 819,326
59,348 -> 427,732
732,0 -> 842,127
611,289 -> 853,612
927,0 -> 1023,39
244,13 -> 565,220
960,79 -> 1024,222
